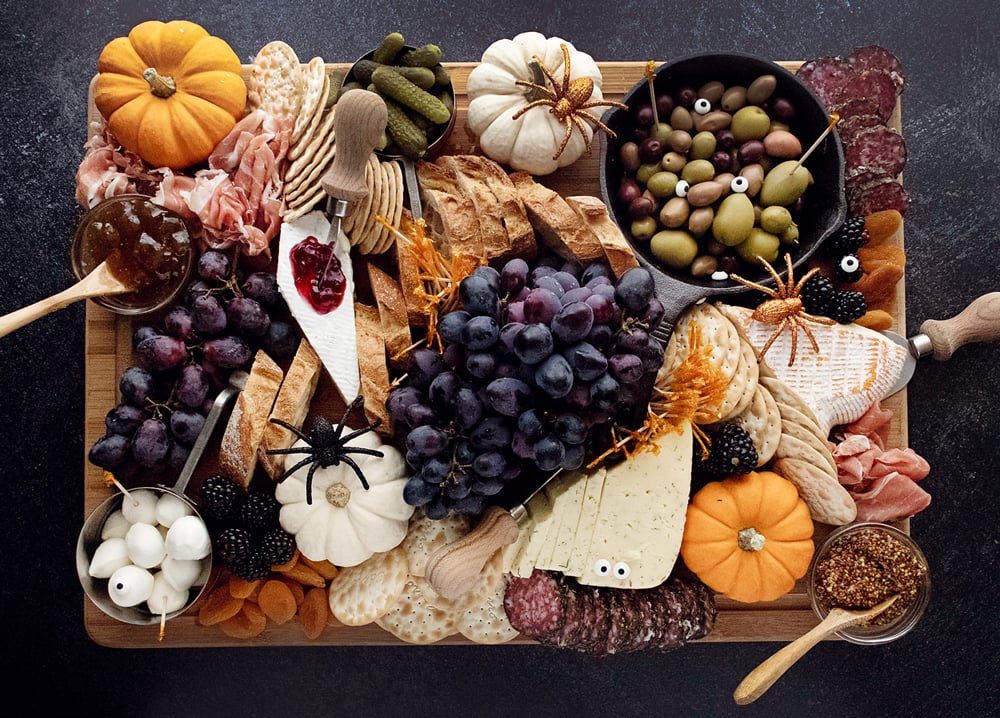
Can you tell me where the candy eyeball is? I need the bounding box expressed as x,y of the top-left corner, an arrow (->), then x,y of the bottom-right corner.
693,97 -> 711,114
612,561 -> 631,579
839,254 -> 861,273
730,176 -> 750,193
675,180 -> 691,198
594,559 -> 611,576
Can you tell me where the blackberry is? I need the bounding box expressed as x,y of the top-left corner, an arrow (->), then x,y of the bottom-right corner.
229,550 -> 271,581
215,526 -> 253,564
199,474 -> 244,522
702,423 -> 758,480
833,254 -> 864,283
259,527 -> 296,567
239,491 -> 281,533
823,216 -> 870,256
829,290 -> 868,323
800,273 -> 836,315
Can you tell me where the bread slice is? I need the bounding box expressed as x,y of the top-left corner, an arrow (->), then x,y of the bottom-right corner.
508,171 -> 604,263
219,350 -> 284,489
258,339 -> 322,481
366,261 -> 412,368
435,155 -> 516,262
564,195 -> 640,278
416,160 -> 483,259
394,209 -> 428,329
354,302 -> 392,433
469,156 -> 536,260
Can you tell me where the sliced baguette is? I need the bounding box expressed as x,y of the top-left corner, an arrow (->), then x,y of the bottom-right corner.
219,350 -> 284,489
355,302 -> 392,433
508,171 -> 604,263
416,160 -> 483,259
564,195 -> 640,278
394,210 -> 428,329
366,261 -> 413,368
258,339 -> 322,481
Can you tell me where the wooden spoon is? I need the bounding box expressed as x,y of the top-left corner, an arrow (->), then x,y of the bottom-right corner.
0,260 -> 131,338
733,594 -> 900,705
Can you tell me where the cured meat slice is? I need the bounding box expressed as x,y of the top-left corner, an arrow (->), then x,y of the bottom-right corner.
829,97 -> 882,124
503,570 -> 716,655
848,45 -> 906,93
837,113 -> 886,145
848,175 -> 911,216
845,125 -> 908,177
851,472 -> 932,522
830,69 -> 897,123
796,56 -> 855,108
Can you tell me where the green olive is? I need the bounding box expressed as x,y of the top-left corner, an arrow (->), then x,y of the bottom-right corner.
630,216 -> 658,241
680,158 -> 715,184
619,142 -> 641,172
650,122 -> 673,144
661,151 -> 687,173
646,171 -> 679,198
736,228 -> 781,265
780,222 -> 800,245
651,229 -> 699,269
711,192 -> 755,246
636,162 -> 661,185
689,131 -> 718,160
690,255 -> 719,277
760,205 -> 793,234
730,105 -> 771,142
760,160 -> 810,206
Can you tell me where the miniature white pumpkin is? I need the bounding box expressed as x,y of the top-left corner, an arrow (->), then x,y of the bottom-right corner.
466,31 -> 611,176
275,428 -> 413,567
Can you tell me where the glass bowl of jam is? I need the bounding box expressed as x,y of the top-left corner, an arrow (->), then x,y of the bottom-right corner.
71,194 -> 194,315
808,522 -> 931,645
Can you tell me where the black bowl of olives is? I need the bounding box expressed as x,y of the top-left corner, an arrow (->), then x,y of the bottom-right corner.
598,52 -> 845,330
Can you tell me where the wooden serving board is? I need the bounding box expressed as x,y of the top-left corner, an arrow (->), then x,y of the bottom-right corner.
83,61 -> 908,648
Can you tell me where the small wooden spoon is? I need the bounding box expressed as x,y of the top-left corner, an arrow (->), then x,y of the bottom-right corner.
733,594 -> 900,705
0,260 -> 131,338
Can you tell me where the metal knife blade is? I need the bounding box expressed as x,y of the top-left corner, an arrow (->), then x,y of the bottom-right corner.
883,330 -> 932,396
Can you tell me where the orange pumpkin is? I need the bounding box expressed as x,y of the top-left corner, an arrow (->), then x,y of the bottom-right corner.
680,470 -> 814,603
94,20 -> 247,169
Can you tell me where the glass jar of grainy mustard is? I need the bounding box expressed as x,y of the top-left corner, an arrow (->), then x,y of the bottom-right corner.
808,522 -> 931,645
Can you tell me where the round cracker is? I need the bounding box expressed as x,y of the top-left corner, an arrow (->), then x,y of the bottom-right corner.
285,135 -> 337,202
758,375 -> 824,430
374,576 -> 460,644
349,154 -> 380,250
283,183 -> 327,222
248,41 -> 303,116
779,419 -> 838,475
730,382 -> 782,465
286,103 -> 337,190
341,154 -> 376,237
326,546 -> 408,626
357,157 -> 384,254
364,160 -> 394,254
401,512 -> 471,577
372,160 -> 397,254
776,431 -> 838,477
378,159 -> 405,254
772,457 -> 857,526
718,336 -> 760,421
459,573 -> 520,644
667,301 -> 742,382
291,57 -> 330,148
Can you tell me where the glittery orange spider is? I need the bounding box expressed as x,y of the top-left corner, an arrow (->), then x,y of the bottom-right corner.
729,254 -> 836,366
512,43 -> 628,161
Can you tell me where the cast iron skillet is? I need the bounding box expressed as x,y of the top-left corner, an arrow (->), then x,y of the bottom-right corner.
598,52 -> 846,343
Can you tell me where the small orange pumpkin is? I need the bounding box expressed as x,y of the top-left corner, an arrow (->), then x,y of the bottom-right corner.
94,20 -> 247,169
680,470 -> 814,603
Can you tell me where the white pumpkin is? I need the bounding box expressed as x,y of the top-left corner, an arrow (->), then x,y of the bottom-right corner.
275,428 -> 413,567
466,31 -> 607,176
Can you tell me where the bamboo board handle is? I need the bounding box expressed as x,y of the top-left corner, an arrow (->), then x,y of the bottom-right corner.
424,506 -> 520,599
919,292 -> 1000,360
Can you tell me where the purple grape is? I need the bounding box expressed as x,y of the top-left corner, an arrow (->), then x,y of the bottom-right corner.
505,301 -> 525,324
585,293 -> 614,323
420,456 -> 451,483
560,286 -> 593,306
167,442 -> 191,469
534,354 -> 574,398
453,387 -> 484,430
163,306 -> 195,340
170,409 -> 206,446
615,267 -> 656,312
499,322 -> 524,356
471,477 -> 505,496
639,296 -> 666,328
459,274 -> 500,317
590,372 -> 621,410
136,335 -> 189,371
532,275 -> 565,297
470,416 -> 513,450
428,371 -> 461,411
105,403 -> 146,436
581,263 -> 611,285
472,264 -> 501,293
617,327 -> 650,354
454,440 -> 476,465
408,348 -> 446,391
227,296 -> 271,337
460,315 -> 500,351
523,287 -> 562,324
190,294 -> 227,336
554,412 -> 588,445
89,433 -> 131,469
406,425 -> 449,457
551,301 -> 595,345
472,451 -> 506,479
560,260 -> 583,278
119,366 -> 155,407
241,271 -> 281,306
405,402 -> 438,428
387,386 -> 423,422
512,430 -> 536,459
640,335 -> 666,372
445,480 -> 472,500
551,271 -> 581,293
587,323 -> 614,350
424,497 -> 451,520
132,325 -> 160,348
174,363 -> 209,408
202,336 -> 252,369
465,351 -> 497,380
534,434 -> 566,472
198,250 -> 231,281
608,353 -> 644,384
585,274 -> 614,290
131,418 -> 171,468
494,362 -> 518,378
404,476 -> 438,506
485,377 -> 534,417
453,494 -> 484,516
442,342 -> 464,369
530,265 -> 557,284
500,257 -> 529,296
437,310 -> 470,344
562,341 -> 607,381
513,323 -> 554,365
262,320 -> 299,359
561,442 -> 585,470
184,279 -> 212,307
565,382 -> 592,409
517,408 -> 545,438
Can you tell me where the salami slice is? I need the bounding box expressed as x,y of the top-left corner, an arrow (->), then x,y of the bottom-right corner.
845,165 -> 893,195
848,45 -> 906,93
837,113 -> 885,145
845,125 -> 907,177
795,56 -> 855,108
503,570 -> 717,655
829,97 -> 881,124
849,175 -> 911,216
829,69 -> 898,123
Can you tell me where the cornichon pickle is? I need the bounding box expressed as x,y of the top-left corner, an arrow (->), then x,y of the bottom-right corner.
384,97 -> 429,158
432,63 -> 451,86
371,66 -> 451,124
352,60 -> 435,89
373,32 -> 405,64
325,70 -> 345,109
399,43 -> 443,68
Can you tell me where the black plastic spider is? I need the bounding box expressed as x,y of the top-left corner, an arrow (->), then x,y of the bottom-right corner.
266,396 -> 384,504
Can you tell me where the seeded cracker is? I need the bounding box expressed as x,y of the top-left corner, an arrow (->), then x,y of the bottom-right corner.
401,512 -> 471,577
326,546 -> 409,626
729,383 -> 782,466
459,573 -> 520,644
248,41 -> 304,117
375,577 -> 461,644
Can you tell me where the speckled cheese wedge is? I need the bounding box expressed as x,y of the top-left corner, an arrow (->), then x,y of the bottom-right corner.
276,210 -> 359,403
722,304 -> 908,435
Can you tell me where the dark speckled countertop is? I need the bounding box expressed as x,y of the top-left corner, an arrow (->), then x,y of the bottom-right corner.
1,2 -> 997,716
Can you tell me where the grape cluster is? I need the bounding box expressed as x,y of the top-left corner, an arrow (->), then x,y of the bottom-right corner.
388,256 -> 667,520
88,250 -> 299,481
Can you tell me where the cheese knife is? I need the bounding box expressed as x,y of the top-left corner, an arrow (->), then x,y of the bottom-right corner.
424,469 -> 563,599
884,292 -> 1000,396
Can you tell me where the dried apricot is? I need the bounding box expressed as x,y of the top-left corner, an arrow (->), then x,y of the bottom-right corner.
858,244 -> 906,268
219,601 -> 268,639
856,309 -> 894,331
271,549 -> 300,573
298,586 -> 330,639
258,580 -> 298,625
850,262 -> 905,307
278,559 -> 326,588
229,575 -> 262,600
282,577 -> 306,607
197,585 -> 244,626
299,555 -> 340,580
865,209 -> 903,245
